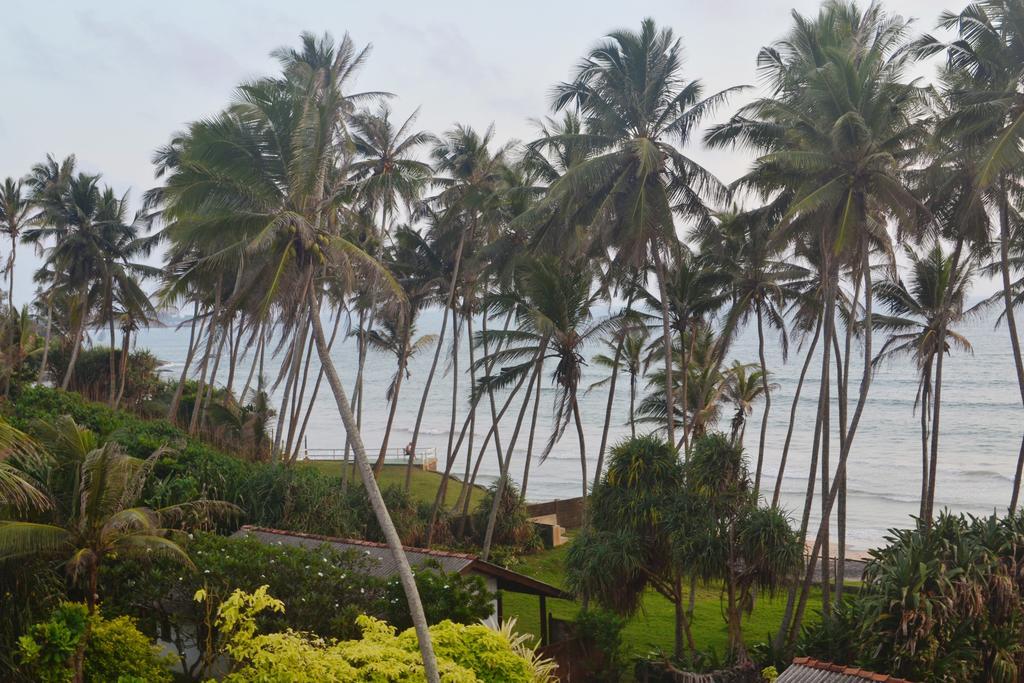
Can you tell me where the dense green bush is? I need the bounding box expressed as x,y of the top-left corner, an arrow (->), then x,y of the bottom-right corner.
17,603 -> 173,683
44,346 -> 163,410
209,587 -> 555,682
468,481 -> 541,555
102,531 -> 494,679
799,511 -> 1024,681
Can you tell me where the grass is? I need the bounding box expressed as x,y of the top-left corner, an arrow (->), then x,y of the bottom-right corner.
502,542 -> 822,661
300,461 -> 485,510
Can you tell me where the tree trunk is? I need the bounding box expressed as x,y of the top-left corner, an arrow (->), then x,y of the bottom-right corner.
307,287 -> 440,683
653,248 -> 676,447
169,301 -> 203,421
788,246 -> 874,646
38,301 -> 53,384
375,347 -> 409,474
919,364 -> 931,518
773,316 -> 822,507
61,294 -> 90,391
572,393 -> 588,519
407,230 -> 467,488
481,343 -> 546,560
593,335 -> 623,492
290,309 -> 343,462
520,358 -> 543,499
753,302 -> 771,499
107,287 -> 117,407
999,191 -> 1024,511
114,328 -> 130,409
240,320 -> 265,401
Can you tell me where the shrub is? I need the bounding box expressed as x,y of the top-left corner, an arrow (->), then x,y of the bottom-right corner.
573,608 -> 627,681
381,560 -> 493,630
45,346 -> 163,410
208,586 -> 556,682
17,603 -> 173,683
469,481 -> 541,556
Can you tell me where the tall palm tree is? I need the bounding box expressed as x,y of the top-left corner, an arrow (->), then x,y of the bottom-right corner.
709,1 -> 928,635
873,243 -> 975,523
154,33 -> 442,680
0,178 -> 31,313
698,207 -> 796,496
915,0 -> 1024,512
476,256 -> 613,555
526,19 -> 737,447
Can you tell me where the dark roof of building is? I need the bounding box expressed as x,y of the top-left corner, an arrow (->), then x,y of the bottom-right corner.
234,525 -> 571,599
777,658 -> 912,683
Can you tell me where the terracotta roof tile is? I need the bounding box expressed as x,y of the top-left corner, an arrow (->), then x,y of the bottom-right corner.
777,658 -> 912,683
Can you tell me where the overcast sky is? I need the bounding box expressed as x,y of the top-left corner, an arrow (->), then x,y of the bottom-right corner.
0,0 -> 967,305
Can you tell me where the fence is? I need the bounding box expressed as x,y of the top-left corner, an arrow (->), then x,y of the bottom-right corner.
299,446 -> 438,471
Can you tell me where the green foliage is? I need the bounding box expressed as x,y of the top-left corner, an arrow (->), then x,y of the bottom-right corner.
469,480 -> 541,555
18,602 -> 173,683
45,347 -> 162,409
799,511 -> 1024,682
0,558 -> 63,678
208,586 -> 555,682
382,560 -> 493,630
573,608 -> 627,681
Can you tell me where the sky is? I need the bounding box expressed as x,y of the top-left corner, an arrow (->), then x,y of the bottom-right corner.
0,0 -> 969,306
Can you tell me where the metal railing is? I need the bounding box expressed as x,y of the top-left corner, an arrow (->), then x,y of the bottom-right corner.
300,446 -> 438,470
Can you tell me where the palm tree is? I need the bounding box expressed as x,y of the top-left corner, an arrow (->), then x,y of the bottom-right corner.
914,1 -> 1024,512
154,33 -> 442,679
873,243 -> 975,523
0,178 -> 31,313
526,19 -> 737,447
0,417 -> 236,614
367,309 -> 436,473
724,361 -> 776,448
589,324 -> 649,449
709,1 -> 928,635
476,256 -> 613,555
698,207 -> 796,496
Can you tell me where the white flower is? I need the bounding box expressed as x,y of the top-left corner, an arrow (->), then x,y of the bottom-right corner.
204,569 -> 210,574
317,571 -> 324,578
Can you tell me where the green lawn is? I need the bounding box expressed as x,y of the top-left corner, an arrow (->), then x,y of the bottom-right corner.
299,462 -> 485,510
503,542 -> 822,660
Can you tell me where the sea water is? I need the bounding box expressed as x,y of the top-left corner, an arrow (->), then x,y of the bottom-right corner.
133,307 -> 1022,555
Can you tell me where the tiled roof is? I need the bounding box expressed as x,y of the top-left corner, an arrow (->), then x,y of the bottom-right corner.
233,525 -> 571,599
777,658 -> 912,683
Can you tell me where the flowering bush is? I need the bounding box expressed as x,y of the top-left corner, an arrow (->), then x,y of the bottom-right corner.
207,586 -> 555,682
381,560 -> 493,630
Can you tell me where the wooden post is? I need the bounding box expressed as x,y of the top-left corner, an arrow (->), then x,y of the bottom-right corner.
496,592 -> 503,625
539,595 -> 548,646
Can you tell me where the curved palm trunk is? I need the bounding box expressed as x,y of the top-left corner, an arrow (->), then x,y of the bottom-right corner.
406,230 -> 467,488
481,343 -> 546,561
438,316 -> 462,494
773,316 -> 822,507
919,366 -> 932,519
788,248 -> 874,646
290,310 -> 343,463
107,289 -> 117,406
114,328 -> 130,408
653,249 -> 676,447
240,320 -> 265,401
998,193 -> 1024,511
375,348 -> 409,474
520,363 -> 543,499
593,336 -> 624,491
753,303 -> 771,499
307,287 -> 440,682
61,294 -> 90,391
38,301 -> 53,384
571,392 -> 588,521
169,302 -> 203,421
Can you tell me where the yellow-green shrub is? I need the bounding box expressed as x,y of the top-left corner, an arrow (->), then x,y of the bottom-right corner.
207,586 -> 555,682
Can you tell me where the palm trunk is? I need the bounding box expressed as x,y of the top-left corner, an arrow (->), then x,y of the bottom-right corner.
61,294 -> 90,391
240,320 -> 265,401
114,328 -> 130,408
571,392 -> 588,519
407,230 -> 467,488
1001,191 -> 1024,511
284,330 -> 316,458
653,248 -> 676,447
307,287 -> 440,683
924,331 -> 947,525
520,362 -> 543,499
190,284 -> 222,434
38,301 -> 53,384
169,301 -> 203,421
439,316 -> 462,495
375,347 -> 409,474
919,365 -> 931,519
290,309 -> 343,462
107,288 -> 117,406
199,315 -> 230,431
593,335 -> 624,492
753,302 -> 771,499
481,343 -> 546,560
773,316 -> 822,507
788,246 -> 874,646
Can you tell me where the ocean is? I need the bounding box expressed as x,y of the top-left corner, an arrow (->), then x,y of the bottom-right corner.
132,306 -> 1023,555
